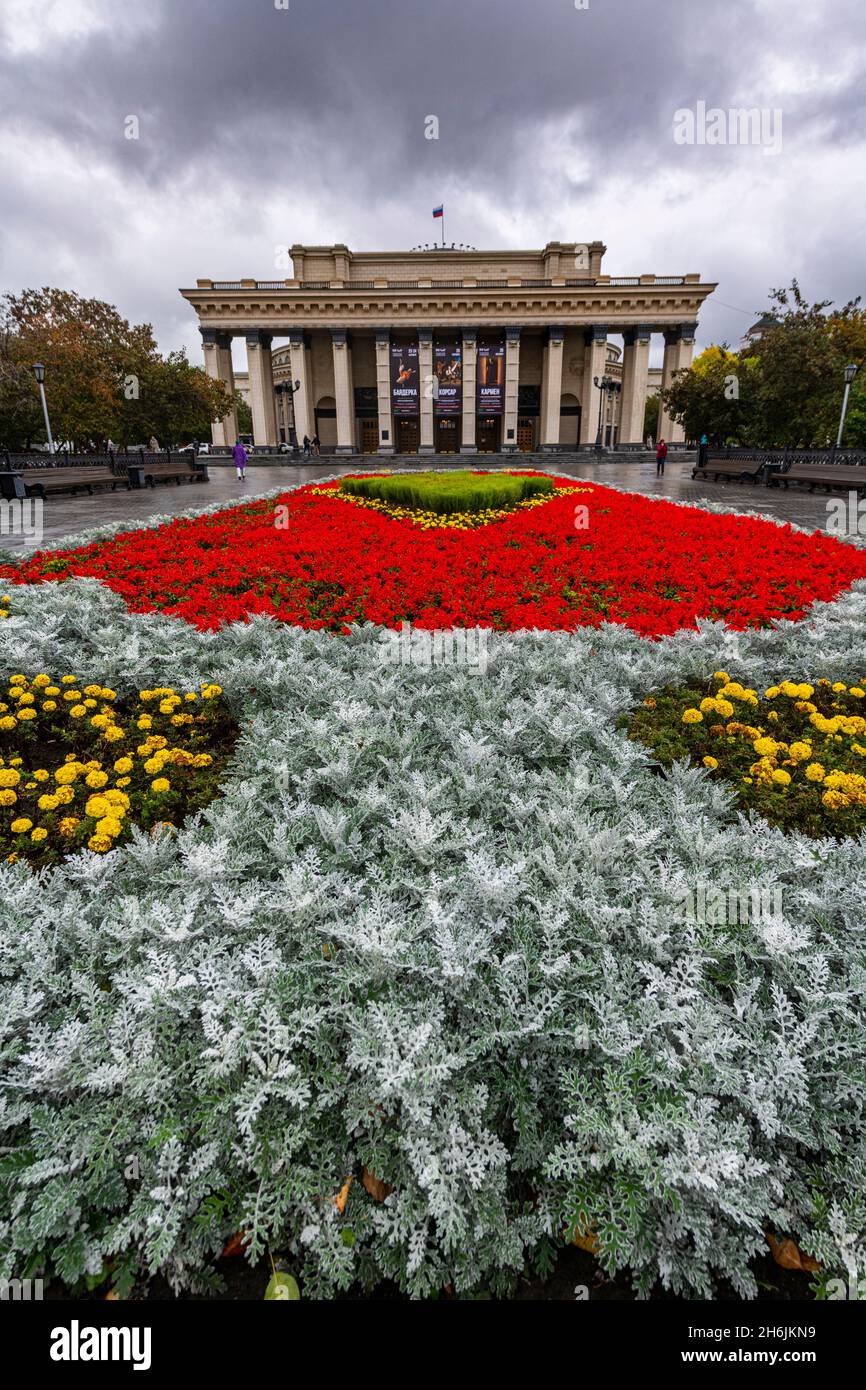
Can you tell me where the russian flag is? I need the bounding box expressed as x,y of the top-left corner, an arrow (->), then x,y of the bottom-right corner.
432,205 -> 444,219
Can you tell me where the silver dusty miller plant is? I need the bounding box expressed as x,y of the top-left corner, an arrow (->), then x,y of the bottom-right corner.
0,477 -> 864,1298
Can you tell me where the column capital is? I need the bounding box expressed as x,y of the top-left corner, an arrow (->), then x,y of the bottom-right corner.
462,326 -> 478,344
663,326 -> 682,346
679,321 -> 698,341
547,324 -> 566,344
584,324 -> 609,344
200,327 -> 220,347
623,324 -> 653,346
331,329 -> 349,347
288,329 -> 308,347
506,325 -> 521,343
375,329 -> 391,347
246,329 -> 273,350
417,327 -> 433,344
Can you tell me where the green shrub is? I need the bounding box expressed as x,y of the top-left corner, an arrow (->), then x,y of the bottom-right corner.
339,471 -> 554,515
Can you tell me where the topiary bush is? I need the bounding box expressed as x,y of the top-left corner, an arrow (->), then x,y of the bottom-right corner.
339,470 -> 554,515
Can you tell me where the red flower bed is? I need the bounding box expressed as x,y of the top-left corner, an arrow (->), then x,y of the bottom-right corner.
5,476 -> 866,638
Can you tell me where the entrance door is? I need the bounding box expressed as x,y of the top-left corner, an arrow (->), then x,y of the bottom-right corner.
396,417 -> 419,453
477,417 -> 501,452
517,417 -> 535,452
361,420 -> 379,454
435,417 -> 460,453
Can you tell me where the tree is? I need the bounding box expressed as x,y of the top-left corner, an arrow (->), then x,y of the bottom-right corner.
0,288 -> 233,451
643,393 -> 659,441
662,346 -> 758,444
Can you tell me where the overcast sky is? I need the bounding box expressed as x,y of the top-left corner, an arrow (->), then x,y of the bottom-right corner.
1,0 -> 864,369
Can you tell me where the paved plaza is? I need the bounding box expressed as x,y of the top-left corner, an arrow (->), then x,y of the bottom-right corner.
0,455 -> 848,556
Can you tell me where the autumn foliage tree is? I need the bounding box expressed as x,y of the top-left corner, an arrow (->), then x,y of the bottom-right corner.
0,288 -> 233,450
662,282 -> 866,447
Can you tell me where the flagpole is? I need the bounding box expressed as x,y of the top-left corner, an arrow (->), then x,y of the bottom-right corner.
442,209 -> 445,249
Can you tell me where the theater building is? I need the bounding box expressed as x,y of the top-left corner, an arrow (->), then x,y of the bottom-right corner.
181,241 -> 715,453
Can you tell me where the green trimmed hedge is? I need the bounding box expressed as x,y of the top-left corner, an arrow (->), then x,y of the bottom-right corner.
339,471 -> 555,515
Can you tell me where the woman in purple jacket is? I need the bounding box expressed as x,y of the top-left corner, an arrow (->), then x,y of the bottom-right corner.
232,439 -> 248,480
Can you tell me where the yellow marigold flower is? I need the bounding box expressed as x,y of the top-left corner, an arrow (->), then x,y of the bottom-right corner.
83,698 -> 97,709
192,754 -> 212,768
30,827 -> 48,842
788,742 -> 812,763
200,684 -> 222,699
699,697 -> 718,714
832,682 -> 847,693
95,816 -> 123,837
0,769 -> 21,788
42,700 -> 58,712
37,794 -> 60,812
56,786 -> 74,805
89,714 -> 109,730
17,691 -> 35,705
59,817 -> 80,836
851,688 -> 865,699
702,756 -> 719,770
151,778 -> 170,793
32,769 -> 49,782
0,717 -> 17,731
114,757 -> 133,774
714,698 -> 734,718
69,704 -> 87,719
32,675 -> 50,688
85,795 -> 111,819
9,675 -> 26,686
54,765 -> 78,784
16,708 -> 36,721
45,686 -> 60,697
184,693 -> 197,703
10,818 -> 33,833
780,681 -> 800,698
60,675 -> 76,685
771,769 -> 791,786
0,789 -> 17,807
682,709 -> 703,724
805,763 -> 826,782
85,771 -> 109,789
116,776 -> 131,788
764,686 -> 781,699
138,690 -> 154,701
102,726 -> 124,743
101,689 -> 116,702
62,689 -> 81,702
137,716 -> 153,730
713,671 -> 730,683
88,834 -> 113,853
752,737 -> 778,757
822,789 -> 848,811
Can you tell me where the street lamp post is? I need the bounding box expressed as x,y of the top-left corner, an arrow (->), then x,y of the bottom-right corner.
594,375 -> 621,452
32,363 -> 56,456
276,379 -> 302,453
836,363 -> 859,449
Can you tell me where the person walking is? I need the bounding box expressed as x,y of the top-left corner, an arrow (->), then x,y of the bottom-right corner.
655,438 -> 668,476
232,438 -> 248,480
311,434 -> 321,457
303,434 -> 311,458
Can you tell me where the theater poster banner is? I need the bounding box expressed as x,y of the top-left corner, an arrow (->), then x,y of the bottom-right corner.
477,335 -> 505,414
433,335 -> 462,414
390,338 -> 419,416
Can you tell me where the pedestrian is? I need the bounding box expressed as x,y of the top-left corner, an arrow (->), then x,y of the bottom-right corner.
149,435 -> 159,453
106,438 -> 116,456
232,438 -> 248,480
312,434 -> 321,457
646,434 -> 654,451
655,438 -> 668,476
303,434 -> 311,458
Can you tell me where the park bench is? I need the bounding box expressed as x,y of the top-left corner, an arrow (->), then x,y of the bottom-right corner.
141,458 -> 209,487
19,464 -> 129,499
691,456 -> 766,484
774,463 -> 866,497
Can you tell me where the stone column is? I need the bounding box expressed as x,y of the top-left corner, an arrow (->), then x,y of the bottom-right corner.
502,327 -> 521,452
418,329 -> 435,454
579,326 -> 609,445
460,327 -> 477,453
332,330 -> 355,454
288,331 -> 313,445
246,331 -> 277,446
540,325 -> 565,449
375,330 -> 394,453
201,329 -> 237,446
657,324 -> 696,444
619,326 -> 652,445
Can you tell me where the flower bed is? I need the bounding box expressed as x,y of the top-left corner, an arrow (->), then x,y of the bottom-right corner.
0,669 -> 237,867
0,477 -> 865,1302
625,674 -> 866,838
4,473 -> 866,636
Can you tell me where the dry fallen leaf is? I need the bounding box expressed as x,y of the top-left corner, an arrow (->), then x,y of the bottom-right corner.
221,1230 -> 251,1259
569,1218 -> 599,1253
362,1167 -> 393,1203
766,1233 -> 821,1273
333,1176 -> 353,1214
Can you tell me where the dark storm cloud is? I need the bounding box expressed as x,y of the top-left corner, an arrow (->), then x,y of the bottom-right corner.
1,0 -> 864,358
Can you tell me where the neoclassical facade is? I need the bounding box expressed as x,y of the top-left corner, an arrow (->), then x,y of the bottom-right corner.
181,241 -> 715,452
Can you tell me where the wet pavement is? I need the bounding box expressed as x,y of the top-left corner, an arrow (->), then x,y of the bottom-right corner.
0,455 -> 848,556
